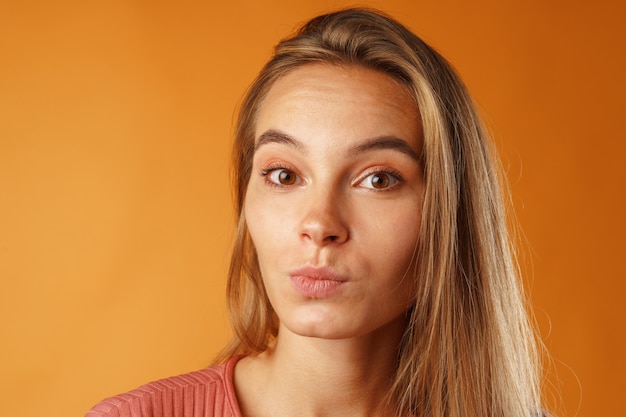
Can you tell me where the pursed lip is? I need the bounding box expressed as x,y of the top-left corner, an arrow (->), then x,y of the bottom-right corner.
288,266 -> 348,298
288,266 -> 348,282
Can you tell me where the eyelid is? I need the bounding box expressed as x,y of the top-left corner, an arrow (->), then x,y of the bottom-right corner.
354,167 -> 404,191
259,162 -> 303,187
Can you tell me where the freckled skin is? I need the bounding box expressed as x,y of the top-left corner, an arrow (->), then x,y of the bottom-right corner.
245,63 -> 424,340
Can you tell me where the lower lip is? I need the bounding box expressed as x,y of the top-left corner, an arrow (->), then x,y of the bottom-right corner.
290,275 -> 345,299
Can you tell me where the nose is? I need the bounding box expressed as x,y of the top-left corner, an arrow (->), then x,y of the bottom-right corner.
298,190 -> 349,246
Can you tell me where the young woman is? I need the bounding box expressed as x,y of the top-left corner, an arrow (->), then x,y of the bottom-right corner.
87,8 -> 547,417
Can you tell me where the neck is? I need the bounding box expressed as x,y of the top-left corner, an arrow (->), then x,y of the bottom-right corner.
234,316 -> 407,417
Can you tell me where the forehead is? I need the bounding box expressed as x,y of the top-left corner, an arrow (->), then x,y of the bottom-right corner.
255,63 -> 421,149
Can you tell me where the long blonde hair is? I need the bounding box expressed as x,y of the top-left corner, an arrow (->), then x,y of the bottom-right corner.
217,8 -> 544,417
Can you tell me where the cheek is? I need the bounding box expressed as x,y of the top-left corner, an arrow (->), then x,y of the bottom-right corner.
362,201 -> 420,248
244,198 -> 267,256
359,204 -> 421,280
244,189 -> 291,262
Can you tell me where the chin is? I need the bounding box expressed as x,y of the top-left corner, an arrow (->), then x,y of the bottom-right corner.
287,324 -> 358,340
280,312 -> 361,340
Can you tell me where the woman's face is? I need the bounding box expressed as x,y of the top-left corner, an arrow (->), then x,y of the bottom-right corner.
245,64 -> 424,340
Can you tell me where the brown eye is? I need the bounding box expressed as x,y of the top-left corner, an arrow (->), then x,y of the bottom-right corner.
370,173 -> 390,189
278,170 -> 296,185
268,168 -> 298,185
358,171 -> 401,190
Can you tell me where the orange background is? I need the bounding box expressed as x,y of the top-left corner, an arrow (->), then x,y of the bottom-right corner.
1,1 -> 624,416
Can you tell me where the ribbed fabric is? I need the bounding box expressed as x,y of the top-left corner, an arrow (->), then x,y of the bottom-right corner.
85,357 -> 243,417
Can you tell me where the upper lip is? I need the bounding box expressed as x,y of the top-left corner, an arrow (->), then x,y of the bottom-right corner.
289,266 -> 347,282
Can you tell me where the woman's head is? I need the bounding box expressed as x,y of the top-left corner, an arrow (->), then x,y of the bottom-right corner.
229,6 -> 477,350
223,7 -> 541,417
244,62 -> 423,342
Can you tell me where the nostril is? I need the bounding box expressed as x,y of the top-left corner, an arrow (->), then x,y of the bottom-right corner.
299,215 -> 349,245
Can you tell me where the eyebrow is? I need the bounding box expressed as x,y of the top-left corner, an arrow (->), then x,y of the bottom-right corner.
255,129 -> 420,162
255,130 -> 306,153
349,136 -> 420,162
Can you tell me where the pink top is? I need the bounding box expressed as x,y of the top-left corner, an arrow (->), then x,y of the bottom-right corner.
85,356 -> 243,417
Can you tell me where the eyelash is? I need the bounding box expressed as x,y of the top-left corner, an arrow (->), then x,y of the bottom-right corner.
356,167 -> 404,191
259,163 -> 299,188
259,164 -> 404,191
